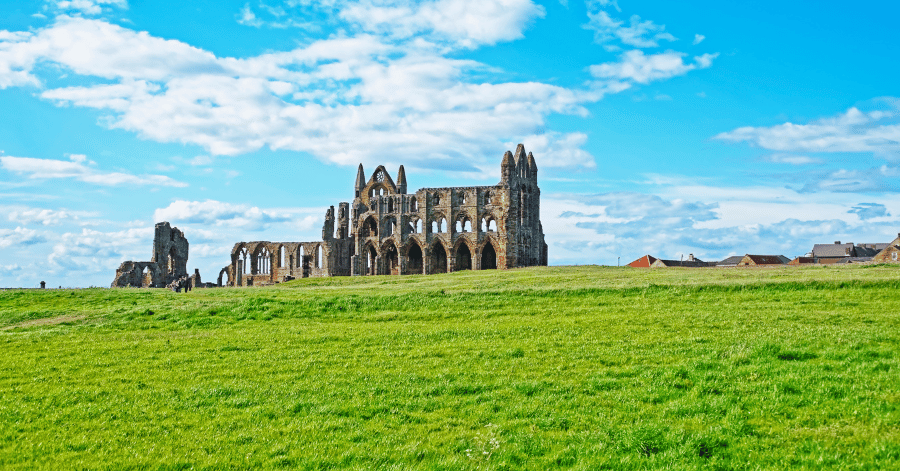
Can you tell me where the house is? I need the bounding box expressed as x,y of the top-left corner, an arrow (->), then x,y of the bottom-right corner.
874,245 -> 900,263
649,254 -> 714,268
811,240 -> 890,261
873,233 -> 900,263
716,255 -> 744,267
737,254 -> 790,266
627,255 -> 658,268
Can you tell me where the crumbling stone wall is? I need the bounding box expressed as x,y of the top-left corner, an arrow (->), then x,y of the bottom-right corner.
221,144 -> 547,286
111,222 -> 191,288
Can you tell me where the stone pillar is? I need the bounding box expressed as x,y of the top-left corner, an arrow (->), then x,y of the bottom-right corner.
236,260 -> 243,286
398,254 -> 407,275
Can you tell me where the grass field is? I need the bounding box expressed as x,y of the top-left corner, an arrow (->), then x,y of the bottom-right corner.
1,265 -> 899,469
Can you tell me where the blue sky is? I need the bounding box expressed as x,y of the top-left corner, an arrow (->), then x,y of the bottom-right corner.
1,0 -> 899,287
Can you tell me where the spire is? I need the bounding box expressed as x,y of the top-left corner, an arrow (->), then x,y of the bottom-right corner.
501,150 -> 515,182
514,144 -> 527,166
527,152 -> 537,180
355,163 -> 365,196
514,144 -> 527,178
396,165 -> 407,194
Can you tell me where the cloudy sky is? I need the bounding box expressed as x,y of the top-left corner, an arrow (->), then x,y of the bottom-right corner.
1,0 -> 898,287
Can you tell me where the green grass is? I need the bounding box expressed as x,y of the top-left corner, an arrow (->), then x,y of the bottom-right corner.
1,265 -> 899,469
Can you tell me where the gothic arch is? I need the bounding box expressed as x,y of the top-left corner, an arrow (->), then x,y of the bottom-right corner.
402,240 -> 424,275
218,267 -> 230,287
381,239 -> 400,275
453,239 -> 474,271
360,215 -> 378,238
363,241 -> 378,276
430,240 -> 448,274
480,240 -> 498,270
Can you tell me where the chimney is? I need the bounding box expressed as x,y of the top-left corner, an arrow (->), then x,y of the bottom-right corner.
688,254 -> 694,261
834,241 -> 840,244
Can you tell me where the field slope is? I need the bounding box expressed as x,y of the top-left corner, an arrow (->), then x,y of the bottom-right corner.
1,265 -> 899,469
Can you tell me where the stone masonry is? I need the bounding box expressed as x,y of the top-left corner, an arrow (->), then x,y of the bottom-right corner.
111,222 -> 189,288
220,144 -> 548,286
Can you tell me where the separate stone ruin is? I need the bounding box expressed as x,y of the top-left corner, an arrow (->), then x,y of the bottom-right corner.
220,144 -> 548,287
111,222 -> 194,288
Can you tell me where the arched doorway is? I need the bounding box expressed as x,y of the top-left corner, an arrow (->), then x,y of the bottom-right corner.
384,242 -> 399,275
481,242 -> 497,270
366,245 -> 377,275
431,243 -> 447,273
406,243 -> 424,275
218,267 -> 230,287
142,266 -> 153,287
455,244 -> 472,271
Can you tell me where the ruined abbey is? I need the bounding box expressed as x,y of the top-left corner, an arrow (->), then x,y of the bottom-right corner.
111,145 -> 547,288
111,222 -> 193,288
218,144 -> 547,286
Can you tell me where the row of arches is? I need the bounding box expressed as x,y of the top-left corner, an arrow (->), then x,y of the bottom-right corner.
234,243 -> 324,276
367,193 -> 419,212
361,214 -> 498,238
361,239 -> 499,275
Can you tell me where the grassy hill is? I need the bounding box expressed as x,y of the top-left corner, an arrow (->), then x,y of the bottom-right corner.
1,265 -> 898,469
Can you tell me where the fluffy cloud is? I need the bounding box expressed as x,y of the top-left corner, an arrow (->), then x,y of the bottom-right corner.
0,154 -> 186,187
12,17 -> 598,172
584,1 -> 675,50
47,226 -> 151,272
339,0 -> 546,48
0,227 -> 46,248
53,0 -> 128,16
714,101 -> 900,158
0,3 -> 718,176
590,50 -> 718,84
6,206 -> 96,225
153,199 -> 297,230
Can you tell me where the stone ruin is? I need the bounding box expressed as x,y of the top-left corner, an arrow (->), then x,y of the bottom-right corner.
218,144 -> 548,287
111,222 -> 207,289
111,145 -> 549,288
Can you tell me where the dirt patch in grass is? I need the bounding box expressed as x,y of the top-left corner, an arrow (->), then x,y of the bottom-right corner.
1,314 -> 87,330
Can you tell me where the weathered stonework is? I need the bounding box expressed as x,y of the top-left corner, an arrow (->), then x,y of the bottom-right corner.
220,144 -> 548,286
111,222 -> 190,288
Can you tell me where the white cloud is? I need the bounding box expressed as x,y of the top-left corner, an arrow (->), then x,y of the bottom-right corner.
763,153 -> 824,165
47,226 -> 151,272
0,5 -> 714,175
714,101 -> 900,158
0,17 -> 225,88
6,206 -> 97,225
0,227 -> 46,248
53,0 -> 128,16
238,3 -> 264,27
590,50 -> 718,84
584,0 -> 675,49
692,34 -> 705,45
508,132 -> 596,169
153,200 -> 297,230
0,155 -> 187,187
339,0 -> 546,48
